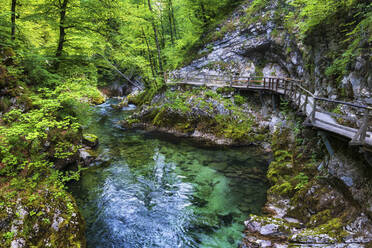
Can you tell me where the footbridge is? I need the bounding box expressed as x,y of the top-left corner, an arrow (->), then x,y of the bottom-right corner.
167,75 -> 372,147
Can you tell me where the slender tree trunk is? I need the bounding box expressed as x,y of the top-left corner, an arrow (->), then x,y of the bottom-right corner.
142,28 -> 156,79
11,0 -> 16,40
168,0 -> 177,39
200,1 -> 208,27
56,0 -> 68,60
167,0 -> 174,45
160,16 -> 166,49
147,0 -> 163,75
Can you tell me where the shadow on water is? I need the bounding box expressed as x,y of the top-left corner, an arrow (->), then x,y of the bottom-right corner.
69,99 -> 270,248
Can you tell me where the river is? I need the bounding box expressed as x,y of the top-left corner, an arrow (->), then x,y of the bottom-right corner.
69,99 -> 269,248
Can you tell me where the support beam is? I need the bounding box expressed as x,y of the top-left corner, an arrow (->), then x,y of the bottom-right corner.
318,131 -> 335,157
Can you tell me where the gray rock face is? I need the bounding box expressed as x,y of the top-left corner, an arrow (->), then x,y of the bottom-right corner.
171,16 -> 292,82
326,152 -> 372,217
79,148 -> 96,166
169,1 -> 371,103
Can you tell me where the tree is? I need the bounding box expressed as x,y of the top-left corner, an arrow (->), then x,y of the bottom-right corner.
56,0 -> 68,59
147,0 -> 163,76
11,0 -> 16,40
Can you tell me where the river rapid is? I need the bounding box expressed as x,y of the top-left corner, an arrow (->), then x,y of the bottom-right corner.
69,99 -> 270,248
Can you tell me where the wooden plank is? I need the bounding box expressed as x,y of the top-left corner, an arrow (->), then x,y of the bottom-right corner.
315,96 -> 372,110
314,118 -> 360,134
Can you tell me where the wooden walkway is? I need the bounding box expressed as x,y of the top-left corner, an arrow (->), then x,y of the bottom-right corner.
167,75 -> 372,147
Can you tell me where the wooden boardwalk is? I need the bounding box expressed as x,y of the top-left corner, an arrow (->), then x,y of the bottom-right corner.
167,75 -> 372,147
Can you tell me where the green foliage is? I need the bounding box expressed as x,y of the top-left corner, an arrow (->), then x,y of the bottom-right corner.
294,172 -> 309,190
2,231 -> 14,241
283,0 -> 372,81
234,94 -> 245,106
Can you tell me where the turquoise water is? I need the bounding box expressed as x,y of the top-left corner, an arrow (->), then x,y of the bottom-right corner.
69,99 -> 269,248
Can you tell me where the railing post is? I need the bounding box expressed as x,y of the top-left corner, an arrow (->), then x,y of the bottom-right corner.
360,109 -> 368,142
290,81 -> 294,99
311,97 -> 317,123
263,78 -> 266,89
350,108 -> 369,145
304,94 -> 308,114
247,77 -> 250,88
284,80 -> 288,95
276,79 -> 279,92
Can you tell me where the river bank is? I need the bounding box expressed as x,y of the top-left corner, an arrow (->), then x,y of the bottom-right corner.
119,85 -> 372,247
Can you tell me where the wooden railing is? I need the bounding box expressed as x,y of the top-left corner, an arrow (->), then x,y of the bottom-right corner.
167,74 -> 372,146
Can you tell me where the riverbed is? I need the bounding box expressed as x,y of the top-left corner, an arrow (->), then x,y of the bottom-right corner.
69,99 -> 270,248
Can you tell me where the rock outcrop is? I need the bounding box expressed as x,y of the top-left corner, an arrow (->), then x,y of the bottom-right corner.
0,186 -> 85,247
170,0 -> 372,103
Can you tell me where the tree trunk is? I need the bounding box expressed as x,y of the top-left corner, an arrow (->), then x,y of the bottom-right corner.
168,0 -> 177,39
142,28 -> 156,79
200,1 -> 208,27
147,0 -> 163,75
167,0 -> 174,45
56,0 -> 68,60
11,0 -> 16,40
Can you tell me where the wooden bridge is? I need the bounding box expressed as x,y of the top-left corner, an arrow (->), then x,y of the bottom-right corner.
167,75 -> 372,147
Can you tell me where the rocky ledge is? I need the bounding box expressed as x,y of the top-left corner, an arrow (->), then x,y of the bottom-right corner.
121,85 -> 281,148
0,185 -> 85,248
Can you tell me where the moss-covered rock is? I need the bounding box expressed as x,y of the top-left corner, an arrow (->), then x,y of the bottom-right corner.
0,184 -> 85,248
82,133 -> 99,148
122,86 -> 271,146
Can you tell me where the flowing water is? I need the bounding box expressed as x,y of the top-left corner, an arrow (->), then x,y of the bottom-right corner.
69,99 -> 270,248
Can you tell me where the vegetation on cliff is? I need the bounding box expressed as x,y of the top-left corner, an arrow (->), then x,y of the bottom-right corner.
245,0 -> 372,86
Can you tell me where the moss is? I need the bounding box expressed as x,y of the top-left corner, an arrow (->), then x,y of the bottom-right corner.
83,133 -> 98,143
269,181 -> 294,196
294,218 -> 348,242
91,93 -> 105,105
234,94 -> 245,106
309,210 -> 332,227
0,184 -> 85,247
152,107 -> 168,126
216,87 -> 234,95
126,87 -> 271,144
0,96 -> 11,112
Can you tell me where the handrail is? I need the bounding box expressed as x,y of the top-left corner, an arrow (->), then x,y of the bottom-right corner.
314,96 -> 372,110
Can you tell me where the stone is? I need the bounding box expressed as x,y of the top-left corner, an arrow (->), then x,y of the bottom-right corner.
260,224 -> 279,235
11,238 -> 26,248
51,214 -> 64,232
82,133 -> 99,147
340,176 -> 354,187
355,56 -> 365,71
257,239 -> 272,247
79,148 -> 96,166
